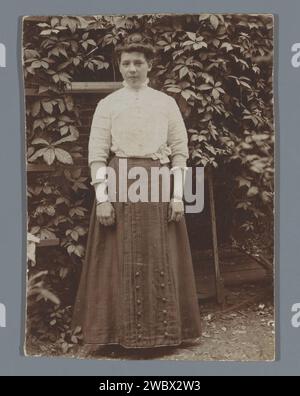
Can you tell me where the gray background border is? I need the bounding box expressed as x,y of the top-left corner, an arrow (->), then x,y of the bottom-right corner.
0,0 -> 296,375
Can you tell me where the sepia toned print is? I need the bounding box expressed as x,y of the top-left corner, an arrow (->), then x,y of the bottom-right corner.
23,13 -> 274,360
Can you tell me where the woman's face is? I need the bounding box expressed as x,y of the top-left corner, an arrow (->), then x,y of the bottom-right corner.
119,51 -> 152,89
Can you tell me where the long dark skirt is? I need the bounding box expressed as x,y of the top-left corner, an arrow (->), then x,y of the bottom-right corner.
72,156 -> 201,348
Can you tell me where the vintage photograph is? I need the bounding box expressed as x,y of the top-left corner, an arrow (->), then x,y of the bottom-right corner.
23,13 -> 275,360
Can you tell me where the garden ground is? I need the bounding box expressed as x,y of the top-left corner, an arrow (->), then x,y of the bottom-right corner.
27,282 -> 275,361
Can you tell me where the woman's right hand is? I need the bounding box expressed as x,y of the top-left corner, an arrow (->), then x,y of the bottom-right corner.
96,202 -> 115,226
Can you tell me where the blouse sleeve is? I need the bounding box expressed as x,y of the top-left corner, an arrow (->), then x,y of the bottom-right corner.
167,96 -> 189,169
88,98 -> 112,167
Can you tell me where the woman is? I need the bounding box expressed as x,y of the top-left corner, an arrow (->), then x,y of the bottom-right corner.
72,34 -> 201,352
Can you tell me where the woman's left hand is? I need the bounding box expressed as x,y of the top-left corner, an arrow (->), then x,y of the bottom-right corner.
168,199 -> 185,222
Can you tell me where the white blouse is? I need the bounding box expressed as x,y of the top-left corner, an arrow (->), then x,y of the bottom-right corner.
88,79 -> 189,169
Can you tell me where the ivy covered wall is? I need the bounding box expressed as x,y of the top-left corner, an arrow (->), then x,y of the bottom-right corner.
23,14 -> 274,351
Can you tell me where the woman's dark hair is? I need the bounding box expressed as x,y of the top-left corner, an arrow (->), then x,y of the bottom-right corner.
114,33 -> 156,63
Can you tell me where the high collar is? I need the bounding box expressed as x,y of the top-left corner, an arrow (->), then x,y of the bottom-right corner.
122,77 -> 149,91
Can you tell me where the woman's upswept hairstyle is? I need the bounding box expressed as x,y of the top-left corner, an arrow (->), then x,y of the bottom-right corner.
114,33 -> 156,63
